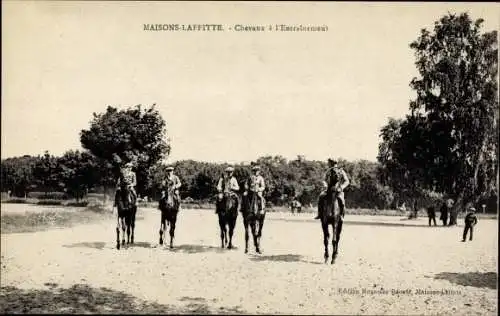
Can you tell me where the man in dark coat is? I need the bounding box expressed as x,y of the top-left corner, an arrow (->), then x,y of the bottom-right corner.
462,207 -> 478,242
427,206 -> 437,226
439,198 -> 453,226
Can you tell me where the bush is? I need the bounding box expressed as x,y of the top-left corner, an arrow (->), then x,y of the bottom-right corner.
28,191 -> 68,200
3,198 -> 28,204
36,200 -> 63,206
66,201 -> 89,207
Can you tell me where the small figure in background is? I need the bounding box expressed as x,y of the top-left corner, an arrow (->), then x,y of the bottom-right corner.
462,206 -> 478,242
439,198 -> 453,226
427,206 -> 437,226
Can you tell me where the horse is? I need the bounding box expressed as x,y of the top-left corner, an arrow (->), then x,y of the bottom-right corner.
241,191 -> 266,254
216,192 -> 239,249
115,185 -> 137,250
319,190 -> 343,264
158,188 -> 179,248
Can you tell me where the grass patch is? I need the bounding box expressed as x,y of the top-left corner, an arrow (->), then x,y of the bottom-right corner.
0,207 -> 113,234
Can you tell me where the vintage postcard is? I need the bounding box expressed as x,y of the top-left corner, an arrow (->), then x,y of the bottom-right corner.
1,1 -> 498,315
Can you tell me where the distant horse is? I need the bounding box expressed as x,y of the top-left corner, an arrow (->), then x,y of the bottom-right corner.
158,188 -> 179,248
319,191 -> 343,264
216,192 -> 239,249
290,200 -> 302,214
115,185 -> 137,250
241,191 -> 266,254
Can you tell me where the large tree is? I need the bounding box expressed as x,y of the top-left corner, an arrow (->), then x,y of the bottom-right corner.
58,150 -> 100,201
80,104 -> 170,195
379,13 -> 498,211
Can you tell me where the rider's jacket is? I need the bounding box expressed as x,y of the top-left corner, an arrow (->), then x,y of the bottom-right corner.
161,174 -> 182,192
117,167 -> 136,188
324,167 -> 350,192
217,176 -> 240,193
247,175 -> 265,193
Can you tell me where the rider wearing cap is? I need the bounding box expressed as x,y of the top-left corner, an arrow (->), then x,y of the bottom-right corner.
315,158 -> 350,219
160,166 -> 182,209
245,165 -> 266,212
215,166 -> 240,213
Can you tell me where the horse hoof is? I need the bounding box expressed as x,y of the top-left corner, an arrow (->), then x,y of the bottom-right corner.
256,249 -> 261,254
228,245 -> 233,249
117,243 -> 120,250
244,249 -> 248,254
159,239 -> 163,245
170,244 -> 173,249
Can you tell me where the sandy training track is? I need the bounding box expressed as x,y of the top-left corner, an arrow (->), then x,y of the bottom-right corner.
1,205 -> 497,315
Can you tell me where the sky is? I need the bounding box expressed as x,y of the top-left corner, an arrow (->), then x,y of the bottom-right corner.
2,1 -> 499,164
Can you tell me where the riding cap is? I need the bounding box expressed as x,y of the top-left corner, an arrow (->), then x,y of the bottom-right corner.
469,207 -> 476,212
252,165 -> 261,171
225,166 -> 234,172
125,162 -> 134,168
327,158 -> 338,165
166,166 -> 174,171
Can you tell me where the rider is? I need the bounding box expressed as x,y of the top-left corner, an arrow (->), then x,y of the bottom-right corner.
160,166 -> 182,209
215,166 -> 240,213
315,158 -> 350,219
115,160 -> 137,207
245,165 -> 266,212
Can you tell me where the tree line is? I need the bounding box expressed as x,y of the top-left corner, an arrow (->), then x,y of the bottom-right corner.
1,13 -> 497,213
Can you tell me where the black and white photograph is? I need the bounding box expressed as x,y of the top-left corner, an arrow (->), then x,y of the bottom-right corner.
1,1 -> 498,315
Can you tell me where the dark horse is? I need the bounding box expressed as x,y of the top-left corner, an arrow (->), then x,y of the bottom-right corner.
216,192 -> 238,249
115,185 -> 137,250
158,188 -> 179,248
241,191 -> 266,254
319,191 -> 343,264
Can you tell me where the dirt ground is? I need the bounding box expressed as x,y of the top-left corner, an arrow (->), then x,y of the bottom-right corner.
1,205 -> 497,315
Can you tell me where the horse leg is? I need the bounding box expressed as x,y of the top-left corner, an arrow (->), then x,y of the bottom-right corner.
130,207 -> 136,244
257,216 -> 265,239
116,216 -> 121,250
322,222 -> 329,263
251,221 -> 260,254
169,215 -> 176,249
244,218 -> 249,254
159,215 -> 165,246
228,216 -> 236,249
126,215 -> 131,244
219,217 -> 225,248
121,218 -> 126,246
334,219 -> 343,259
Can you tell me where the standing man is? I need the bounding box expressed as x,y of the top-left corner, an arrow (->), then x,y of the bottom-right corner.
427,206 -> 437,226
315,159 -> 350,219
439,198 -> 453,226
215,166 -> 240,213
462,206 -> 478,242
160,166 -> 182,209
245,165 -> 266,212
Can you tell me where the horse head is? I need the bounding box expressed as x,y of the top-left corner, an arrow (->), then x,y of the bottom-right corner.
160,189 -> 176,210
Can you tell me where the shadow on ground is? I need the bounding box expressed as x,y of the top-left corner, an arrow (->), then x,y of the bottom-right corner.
248,253 -> 323,266
431,272 -> 497,290
0,284 -> 246,314
169,244 -> 229,254
270,217 -> 430,228
63,241 -> 154,250
63,242 -> 107,250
